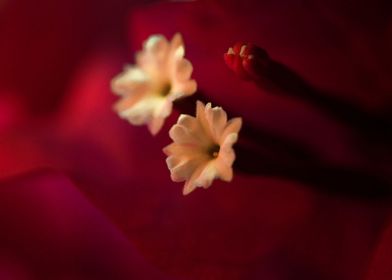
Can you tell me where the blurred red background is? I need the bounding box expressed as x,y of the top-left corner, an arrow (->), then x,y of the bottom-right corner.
0,0 -> 391,279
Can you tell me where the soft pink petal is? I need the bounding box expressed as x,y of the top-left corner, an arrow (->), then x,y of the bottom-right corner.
217,133 -> 238,166
169,124 -> 199,144
172,58 -> 193,81
163,142 -> 204,158
148,116 -> 165,135
170,33 -> 185,58
205,105 -> 228,142
215,158 -> 234,182
113,92 -> 145,113
195,101 -> 215,141
144,35 -> 169,59
166,156 -> 181,169
171,79 -> 197,98
176,114 -> 209,145
182,162 -> 209,195
193,161 -> 219,189
170,157 -> 207,183
177,114 -> 197,129
111,67 -> 149,96
220,117 -> 242,143
118,98 -> 155,125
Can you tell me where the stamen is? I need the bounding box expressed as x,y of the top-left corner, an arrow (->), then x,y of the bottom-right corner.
161,84 -> 172,96
208,144 -> 220,158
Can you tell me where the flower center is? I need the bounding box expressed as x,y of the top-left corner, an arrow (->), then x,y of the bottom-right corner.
208,144 -> 220,158
161,83 -> 172,97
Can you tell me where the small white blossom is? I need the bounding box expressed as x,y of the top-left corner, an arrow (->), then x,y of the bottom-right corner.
163,101 -> 242,195
111,33 -> 197,135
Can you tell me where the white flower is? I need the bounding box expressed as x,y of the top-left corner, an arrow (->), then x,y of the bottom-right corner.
111,33 -> 197,135
163,101 -> 242,195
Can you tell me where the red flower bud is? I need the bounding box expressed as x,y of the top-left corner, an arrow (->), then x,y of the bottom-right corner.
224,42 -> 270,81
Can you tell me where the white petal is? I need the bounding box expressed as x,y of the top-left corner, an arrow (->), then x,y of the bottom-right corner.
170,33 -> 185,59
113,93 -> 145,113
183,181 -> 197,196
111,67 -> 149,96
119,96 -> 165,125
144,35 -> 168,53
218,133 -> 238,166
172,59 -> 193,81
170,157 -> 207,183
170,80 -> 197,100
182,162 -> 208,195
222,132 -> 238,147
147,99 -> 174,135
174,46 -> 185,58
195,100 -> 205,117
169,124 -> 197,144
163,142 -> 204,158
205,106 -> 227,142
218,148 -> 235,167
166,156 -> 182,169
155,99 -> 173,119
195,101 -> 215,142
177,114 -> 196,127
220,117 -> 242,143
177,114 -> 202,135
175,114 -> 209,145
148,116 -> 165,135
215,159 -> 234,182
141,35 -> 170,78
193,161 -> 218,189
